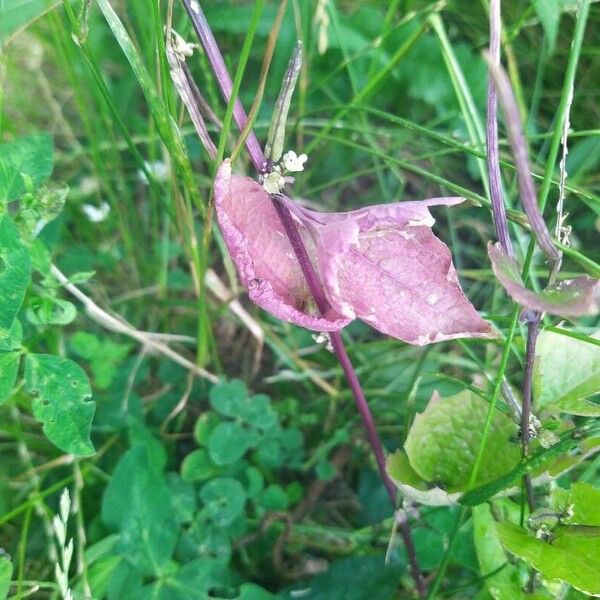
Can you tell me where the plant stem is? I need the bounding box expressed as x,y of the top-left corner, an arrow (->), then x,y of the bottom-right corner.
182,0 -> 265,172
182,1 -> 425,594
486,0 -> 513,258
521,311 -> 540,512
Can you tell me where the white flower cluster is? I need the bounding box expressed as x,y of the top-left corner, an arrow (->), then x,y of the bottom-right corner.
261,150 -> 308,194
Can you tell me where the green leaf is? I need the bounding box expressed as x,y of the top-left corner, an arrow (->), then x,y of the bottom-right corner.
0,555 -> 12,600
143,559 -> 230,600
404,390 -> 520,491
209,379 -> 248,416
550,482 -> 600,527
165,473 -> 197,524
534,0 -> 560,56
0,135 -> 53,202
181,448 -> 219,483
0,351 -> 20,405
316,459 -> 336,481
207,421 -> 257,465
497,522 -> 600,596
472,505 -> 528,600
386,450 -> 460,506
193,412 -> 220,445
209,380 -> 277,430
102,445 -> 177,574
199,477 -> 246,527
70,332 -> 131,389
461,421 -> 600,506
534,329 -> 600,416
26,296 -> 77,326
0,319 -> 22,351
25,353 -> 95,456
281,555 -> 403,600
0,0 -> 60,46
256,484 -> 289,511
0,214 -> 31,330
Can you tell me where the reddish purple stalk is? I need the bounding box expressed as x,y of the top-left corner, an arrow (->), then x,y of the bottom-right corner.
182,0 -> 424,594
485,0 -> 541,513
486,0 -> 513,258
182,0 -> 265,172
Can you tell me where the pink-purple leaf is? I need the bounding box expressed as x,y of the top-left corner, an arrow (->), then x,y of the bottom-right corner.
289,199 -> 495,345
216,160 -> 495,344
214,160 -> 349,331
488,242 -> 600,317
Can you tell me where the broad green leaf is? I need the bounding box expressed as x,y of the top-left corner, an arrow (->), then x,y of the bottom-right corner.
404,390 -> 520,491
472,505 -> 527,600
497,523 -> 600,596
534,330 -> 600,416
0,555 -> 12,600
0,351 -> 20,405
199,477 -> 246,527
102,445 -> 177,575
0,135 -> 53,202
207,421 -> 257,465
25,353 -> 96,456
550,482 -> 600,526
0,215 -> 31,330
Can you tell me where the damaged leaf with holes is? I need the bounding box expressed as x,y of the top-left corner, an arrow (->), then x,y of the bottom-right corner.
25,353 -> 96,455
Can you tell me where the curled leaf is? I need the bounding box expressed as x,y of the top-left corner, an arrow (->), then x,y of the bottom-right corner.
216,160 -> 494,344
214,160 -> 350,332
291,199 -> 495,345
386,450 -> 461,506
488,242 -> 600,317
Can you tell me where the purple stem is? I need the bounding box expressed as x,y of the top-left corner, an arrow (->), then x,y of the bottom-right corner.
485,53 -> 561,267
486,0 -> 514,258
182,0 -> 425,593
182,0 -> 265,172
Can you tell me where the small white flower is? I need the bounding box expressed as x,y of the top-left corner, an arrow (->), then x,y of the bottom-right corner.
282,150 -> 308,173
261,167 -> 286,194
82,202 -> 110,223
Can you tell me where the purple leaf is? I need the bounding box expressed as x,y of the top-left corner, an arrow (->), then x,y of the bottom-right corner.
214,160 -> 350,331
284,197 -> 496,345
488,242 -> 600,317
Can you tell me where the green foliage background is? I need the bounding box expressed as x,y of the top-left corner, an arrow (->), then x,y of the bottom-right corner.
0,1 -> 599,599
